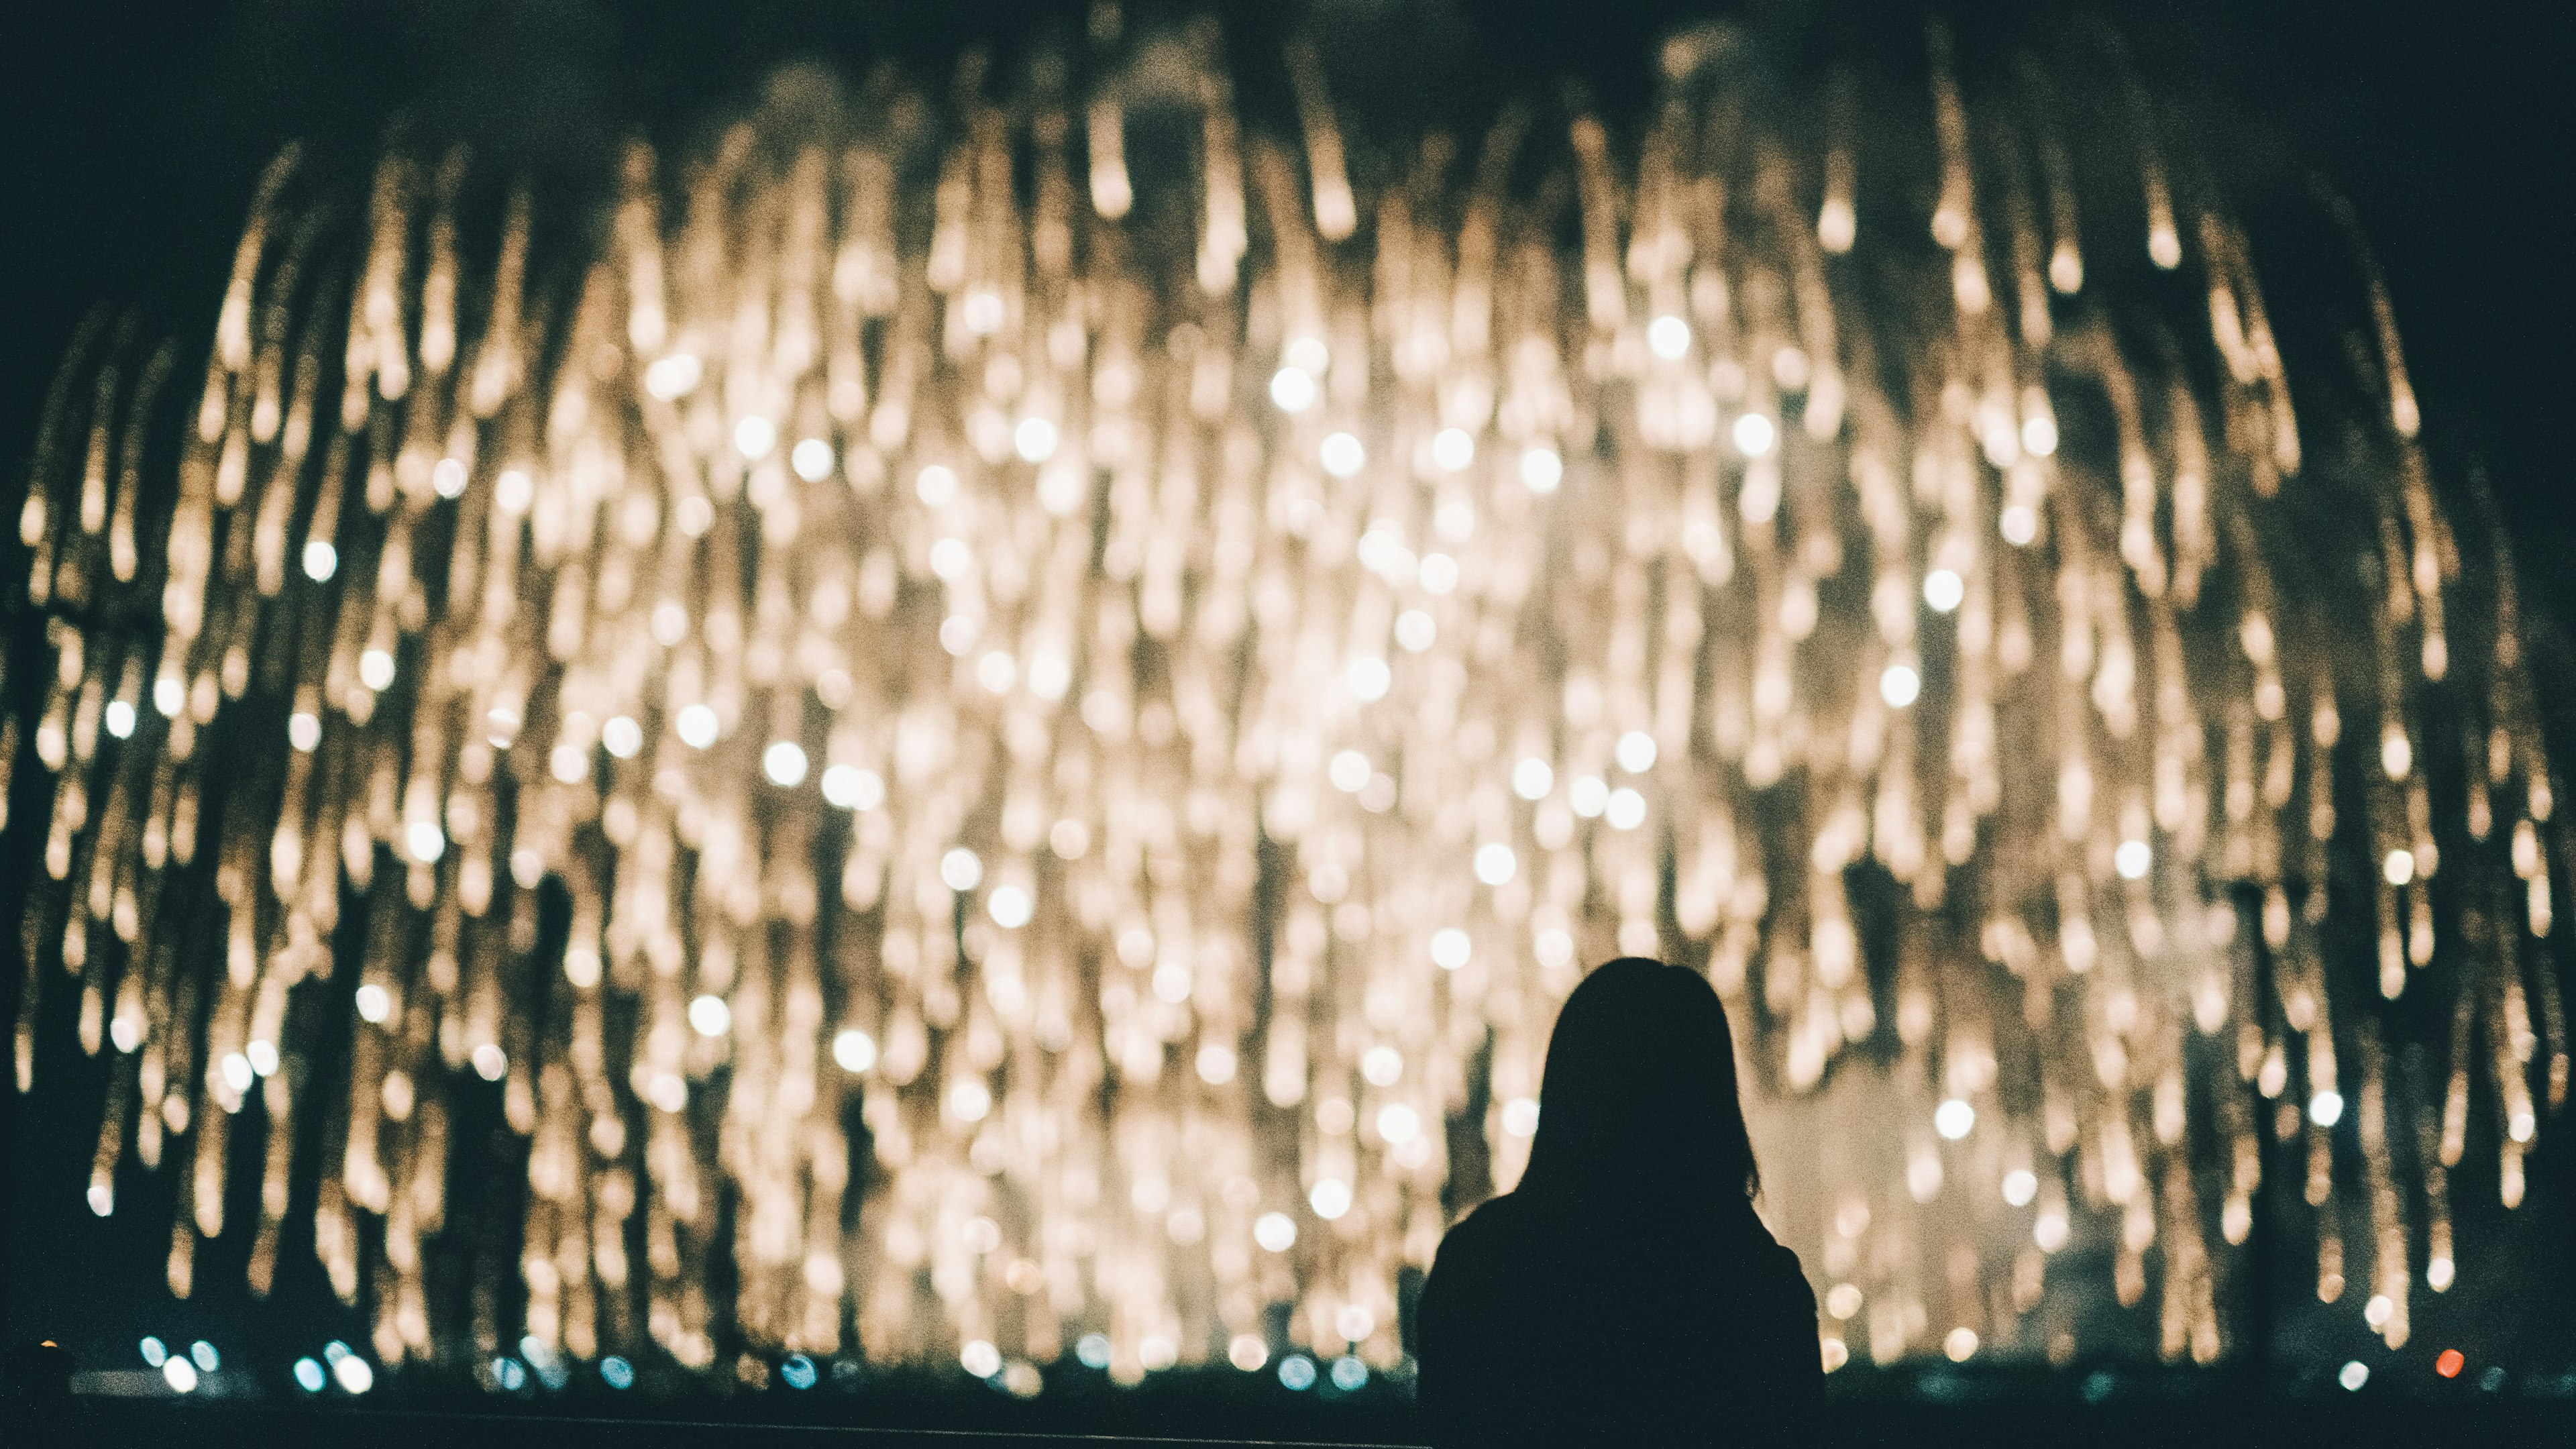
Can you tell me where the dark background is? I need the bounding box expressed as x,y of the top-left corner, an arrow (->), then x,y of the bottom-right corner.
1,0 -> 2571,1430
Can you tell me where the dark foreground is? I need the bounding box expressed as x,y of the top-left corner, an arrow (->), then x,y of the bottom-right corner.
8,1398 -> 2575,1449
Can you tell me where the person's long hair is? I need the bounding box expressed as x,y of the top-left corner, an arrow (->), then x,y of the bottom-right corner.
1513,957 -> 1762,1211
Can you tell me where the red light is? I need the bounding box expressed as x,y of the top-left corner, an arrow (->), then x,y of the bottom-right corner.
2434,1349 -> 2465,1379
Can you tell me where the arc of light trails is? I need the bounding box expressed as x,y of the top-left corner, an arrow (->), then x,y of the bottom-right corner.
11,15 -> 2567,1387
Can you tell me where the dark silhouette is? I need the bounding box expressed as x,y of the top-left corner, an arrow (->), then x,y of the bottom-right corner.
1417,958 -> 1823,1446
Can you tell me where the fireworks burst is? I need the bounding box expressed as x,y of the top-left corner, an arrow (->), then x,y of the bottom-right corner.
11,15 -> 2567,1388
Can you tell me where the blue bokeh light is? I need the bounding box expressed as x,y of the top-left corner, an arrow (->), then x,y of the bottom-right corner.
138,1338 -> 166,1368
600,1356 -> 635,1389
1330,1356 -> 1369,1391
492,1356 -> 528,1391
519,1336 -> 569,1391
292,1358 -> 327,1393
1277,1354 -> 1317,1391
1074,1334 -> 1112,1369
781,1354 -> 818,1390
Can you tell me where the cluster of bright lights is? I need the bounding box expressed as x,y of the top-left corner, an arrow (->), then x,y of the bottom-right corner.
138,1336 -> 214,1394
11,14 -> 2567,1391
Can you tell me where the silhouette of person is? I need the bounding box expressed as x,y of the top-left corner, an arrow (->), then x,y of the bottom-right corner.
1417,958 -> 1823,1446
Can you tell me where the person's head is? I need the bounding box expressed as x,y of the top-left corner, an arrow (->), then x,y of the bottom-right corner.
1515,957 -> 1760,1209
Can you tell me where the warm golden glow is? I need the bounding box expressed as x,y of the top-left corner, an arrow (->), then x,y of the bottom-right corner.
11,19 -> 2567,1389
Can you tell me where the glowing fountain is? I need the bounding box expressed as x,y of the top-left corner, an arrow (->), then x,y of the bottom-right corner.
10,15 -> 2567,1387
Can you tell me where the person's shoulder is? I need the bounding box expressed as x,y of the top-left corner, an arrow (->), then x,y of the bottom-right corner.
1446,1190 -> 1532,1238
1421,1193 -> 1535,1340
1756,1233 -> 1819,1308
1430,1191 -> 1533,1264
